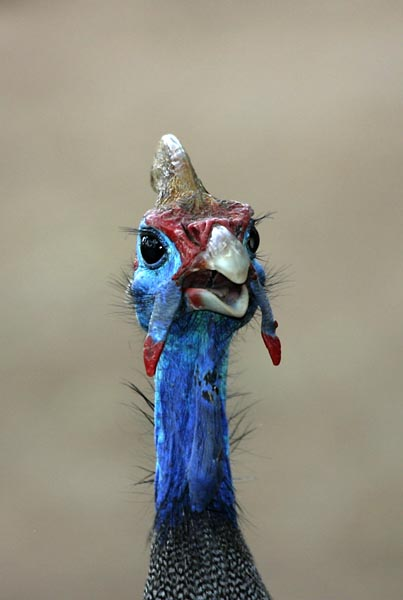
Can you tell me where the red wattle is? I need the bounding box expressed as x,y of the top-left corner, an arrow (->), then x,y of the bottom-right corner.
262,332 -> 282,366
143,336 -> 165,376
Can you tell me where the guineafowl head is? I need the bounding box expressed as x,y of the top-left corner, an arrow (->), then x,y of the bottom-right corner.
131,134 -> 281,377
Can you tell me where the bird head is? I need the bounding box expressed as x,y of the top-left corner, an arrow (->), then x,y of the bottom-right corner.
131,134 -> 281,376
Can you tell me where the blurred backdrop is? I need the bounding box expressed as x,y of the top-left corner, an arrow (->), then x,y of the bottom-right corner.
1,2 -> 402,599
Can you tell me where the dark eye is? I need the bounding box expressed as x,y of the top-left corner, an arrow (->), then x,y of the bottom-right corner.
246,226 -> 260,254
140,233 -> 166,265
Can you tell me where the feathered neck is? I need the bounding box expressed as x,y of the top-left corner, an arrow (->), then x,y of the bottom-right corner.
153,310 -> 237,529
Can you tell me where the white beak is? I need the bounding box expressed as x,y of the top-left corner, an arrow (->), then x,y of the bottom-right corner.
184,225 -> 251,318
202,225 -> 250,284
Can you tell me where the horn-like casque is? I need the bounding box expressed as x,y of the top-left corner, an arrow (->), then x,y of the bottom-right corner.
151,134 -> 213,211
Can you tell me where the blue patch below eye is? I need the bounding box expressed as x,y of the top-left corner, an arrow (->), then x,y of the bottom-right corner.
131,224 -> 183,332
252,259 -> 266,285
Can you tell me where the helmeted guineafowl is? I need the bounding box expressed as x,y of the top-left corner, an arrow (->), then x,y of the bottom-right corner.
129,134 -> 281,599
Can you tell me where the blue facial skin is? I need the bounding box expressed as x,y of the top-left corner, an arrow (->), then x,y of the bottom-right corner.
131,220 -> 266,528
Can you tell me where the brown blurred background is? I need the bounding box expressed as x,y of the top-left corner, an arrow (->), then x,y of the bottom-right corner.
1,1 -> 402,599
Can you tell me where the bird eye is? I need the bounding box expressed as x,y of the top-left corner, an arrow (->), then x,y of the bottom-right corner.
246,226 -> 260,254
140,233 -> 166,265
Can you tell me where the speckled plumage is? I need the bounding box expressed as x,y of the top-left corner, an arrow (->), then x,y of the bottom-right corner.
144,512 -> 271,600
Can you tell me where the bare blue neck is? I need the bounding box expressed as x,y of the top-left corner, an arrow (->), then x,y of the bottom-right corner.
153,311 -> 236,529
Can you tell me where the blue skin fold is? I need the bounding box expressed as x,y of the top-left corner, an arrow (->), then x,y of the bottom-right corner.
131,221 -> 270,529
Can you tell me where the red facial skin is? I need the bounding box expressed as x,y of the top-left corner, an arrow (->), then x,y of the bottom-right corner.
144,202 -> 253,281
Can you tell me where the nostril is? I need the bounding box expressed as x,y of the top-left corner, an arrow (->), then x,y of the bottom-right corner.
186,220 -> 214,248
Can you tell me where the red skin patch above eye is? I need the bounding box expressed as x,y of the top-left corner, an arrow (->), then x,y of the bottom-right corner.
144,203 -> 253,281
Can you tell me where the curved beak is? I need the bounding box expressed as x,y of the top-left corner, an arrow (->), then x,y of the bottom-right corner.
202,225 -> 250,284
183,225 -> 251,318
